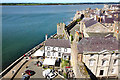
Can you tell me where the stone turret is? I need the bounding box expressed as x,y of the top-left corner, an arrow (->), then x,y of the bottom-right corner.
57,23 -> 66,36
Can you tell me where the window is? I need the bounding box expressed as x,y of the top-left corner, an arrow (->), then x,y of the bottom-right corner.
102,60 -> 105,65
111,69 -> 115,74
47,47 -> 50,50
113,59 -> 117,64
53,47 -> 55,50
89,59 -> 95,66
103,54 -> 107,56
115,53 -> 119,56
47,51 -> 50,56
100,70 -> 104,75
112,53 -> 114,55
52,52 -> 55,56
64,56 -> 66,59
58,53 -> 61,57
90,54 -> 94,57
64,48 -> 67,52
58,48 -> 61,51
102,59 -> 107,66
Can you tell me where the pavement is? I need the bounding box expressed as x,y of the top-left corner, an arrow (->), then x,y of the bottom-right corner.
2,57 -> 63,80
14,58 -> 44,79
1,58 -> 26,79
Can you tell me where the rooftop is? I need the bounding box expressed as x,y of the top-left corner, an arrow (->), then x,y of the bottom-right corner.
45,39 -> 71,48
81,18 -> 98,28
77,36 -> 118,53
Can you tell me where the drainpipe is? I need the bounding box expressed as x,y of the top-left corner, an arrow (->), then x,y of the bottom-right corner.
45,34 -> 48,41
107,53 -> 112,78
95,53 -> 100,76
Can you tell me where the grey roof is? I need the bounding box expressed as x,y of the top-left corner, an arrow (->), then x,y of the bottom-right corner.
112,5 -> 120,8
102,17 -> 114,23
77,36 -> 118,53
114,17 -> 120,21
63,53 -> 71,56
45,39 -> 71,48
112,11 -> 120,14
84,19 -> 98,28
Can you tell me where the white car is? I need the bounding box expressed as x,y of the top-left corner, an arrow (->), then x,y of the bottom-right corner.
43,69 -> 51,78
43,69 -> 57,79
47,71 -> 58,79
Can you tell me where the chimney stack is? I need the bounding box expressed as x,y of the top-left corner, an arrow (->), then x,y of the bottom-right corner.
45,34 -> 48,40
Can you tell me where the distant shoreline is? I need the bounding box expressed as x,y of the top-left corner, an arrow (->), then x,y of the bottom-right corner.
0,2 -> 120,6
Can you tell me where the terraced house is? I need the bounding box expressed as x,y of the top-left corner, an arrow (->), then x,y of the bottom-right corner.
44,39 -> 71,62
78,36 -> 120,78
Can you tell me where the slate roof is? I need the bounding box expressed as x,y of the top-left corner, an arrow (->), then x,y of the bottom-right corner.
102,17 -> 114,23
112,5 -> 120,8
114,17 -> 120,21
77,36 -> 118,53
45,39 -> 71,48
81,18 -> 98,28
84,19 -> 98,28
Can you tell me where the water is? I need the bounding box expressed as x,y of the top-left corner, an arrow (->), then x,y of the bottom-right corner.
2,5 -> 103,71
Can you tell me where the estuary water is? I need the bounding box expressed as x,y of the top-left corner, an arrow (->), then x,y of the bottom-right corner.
2,5 -> 103,70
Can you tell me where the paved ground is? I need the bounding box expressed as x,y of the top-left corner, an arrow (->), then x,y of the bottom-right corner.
1,58 -> 26,79
14,58 -> 44,79
14,58 -> 62,80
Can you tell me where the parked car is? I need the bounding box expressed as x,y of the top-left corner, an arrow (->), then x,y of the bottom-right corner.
43,69 -> 57,79
21,75 -> 30,80
25,70 -> 35,76
43,69 -> 51,78
47,71 -> 58,79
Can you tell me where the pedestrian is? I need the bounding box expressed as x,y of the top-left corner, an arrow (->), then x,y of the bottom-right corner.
12,70 -> 14,74
22,72 -> 24,75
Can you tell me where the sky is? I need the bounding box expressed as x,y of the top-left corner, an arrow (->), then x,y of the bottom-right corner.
1,0 -> 120,3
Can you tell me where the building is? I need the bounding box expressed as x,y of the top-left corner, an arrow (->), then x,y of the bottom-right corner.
45,39 -> 71,61
79,18 -> 113,37
77,36 -> 120,78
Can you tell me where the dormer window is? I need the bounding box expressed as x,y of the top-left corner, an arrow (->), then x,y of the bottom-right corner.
58,48 -> 61,51
115,53 -> 119,56
58,53 -> 61,57
89,59 -> 95,66
112,53 -> 114,55
103,54 -> 107,56
102,59 -> 108,66
47,51 -> 50,56
52,52 -> 55,56
90,54 -> 94,57
64,48 -> 67,52
53,47 -> 55,50
47,47 -> 50,50
113,59 -> 117,64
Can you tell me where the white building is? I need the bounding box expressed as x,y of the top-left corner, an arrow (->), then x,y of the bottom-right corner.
45,39 -> 71,61
78,36 -> 120,78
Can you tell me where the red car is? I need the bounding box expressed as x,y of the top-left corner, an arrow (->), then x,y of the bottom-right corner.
25,70 -> 35,76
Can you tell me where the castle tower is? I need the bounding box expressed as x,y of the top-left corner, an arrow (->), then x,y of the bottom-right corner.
57,23 -> 66,36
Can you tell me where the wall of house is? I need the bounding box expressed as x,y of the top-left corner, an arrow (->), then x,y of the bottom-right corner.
83,51 -> 120,78
80,22 -> 89,37
83,53 -> 98,75
45,46 -> 71,59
